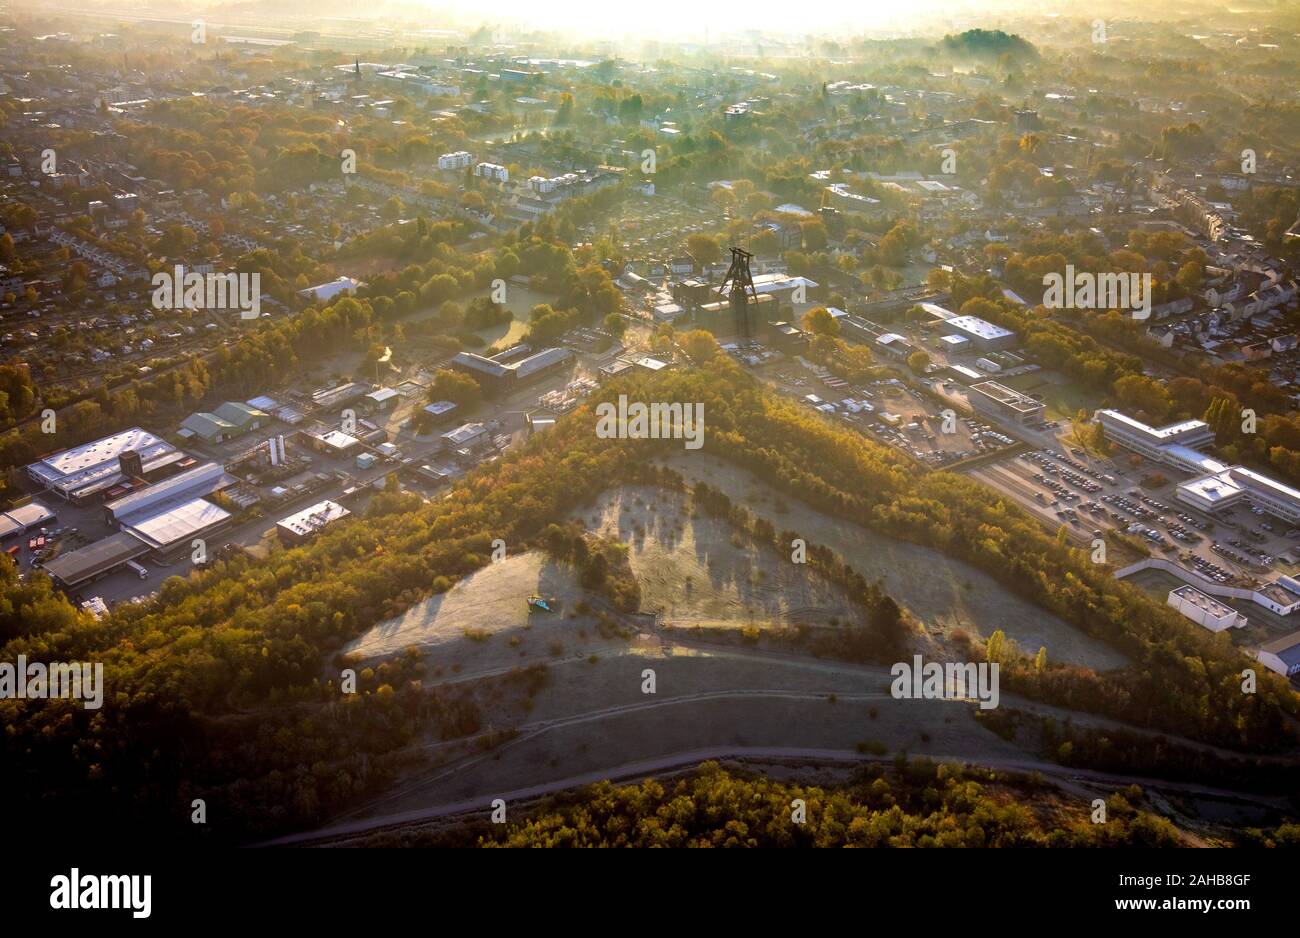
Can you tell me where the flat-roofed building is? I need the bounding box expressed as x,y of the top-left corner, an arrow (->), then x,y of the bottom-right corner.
1167,584 -> 1246,632
309,429 -> 361,455
422,400 -> 459,426
1255,579 -> 1300,616
874,333 -> 915,359
1176,466 -> 1300,524
27,427 -> 176,503
944,315 -> 1017,351
43,531 -> 150,589
2,501 -> 56,534
121,497 -> 233,555
968,381 -> 1045,424
1095,410 -> 1215,463
1257,630 -> 1300,677
440,422 -> 490,453
103,462 -> 234,525
947,363 -> 984,383
276,499 -> 351,544
598,359 -> 635,382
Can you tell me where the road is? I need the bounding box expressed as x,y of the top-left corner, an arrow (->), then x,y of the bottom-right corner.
261,743 -> 1289,847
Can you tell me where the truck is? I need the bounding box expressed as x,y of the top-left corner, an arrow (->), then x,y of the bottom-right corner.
125,559 -> 150,580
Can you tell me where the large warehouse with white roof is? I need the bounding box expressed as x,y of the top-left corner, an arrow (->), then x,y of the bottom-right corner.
28,428 -> 177,503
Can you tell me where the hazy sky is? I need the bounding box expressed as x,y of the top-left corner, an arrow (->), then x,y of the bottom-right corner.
415,0 -> 1029,42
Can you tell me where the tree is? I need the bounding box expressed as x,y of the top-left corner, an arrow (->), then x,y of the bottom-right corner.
686,233 -> 721,267
800,219 -> 829,251
429,368 -> 482,408
680,329 -> 719,363
800,307 -> 840,337
907,350 -> 931,372
602,312 -> 627,338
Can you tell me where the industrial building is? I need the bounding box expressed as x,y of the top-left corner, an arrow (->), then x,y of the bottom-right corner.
1096,409 -> 1300,524
103,461 -> 234,525
942,315 -> 1017,351
440,422 -> 490,453
364,387 -> 399,412
27,427 -> 177,503
1257,630 -> 1300,678
422,400 -> 460,426
101,461 -> 236,557
178,402 -> 268,444
308,429 -> 361,456
450,347 -> 574,396
1176,465 -> 1300,525
310,382 -> 370,412
1166,584 -> 1246,632
122,498 -> 233,554
1094,410 -> 1215,464
42,531 -> 150,589
0,501 -> 56,539
276,499 -> 351,544
967,381 -> 1045,424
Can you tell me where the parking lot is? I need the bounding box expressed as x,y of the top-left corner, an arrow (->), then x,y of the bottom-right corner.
969,444 -> 1300,586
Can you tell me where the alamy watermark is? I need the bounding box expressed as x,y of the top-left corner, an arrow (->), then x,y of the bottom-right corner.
1042,264 -> 1151,320
151,266 -> 261,319
594,394 -> 704,450
50,869 -> 150,918
890,655 -> 1000,710
1,655 -> 104,709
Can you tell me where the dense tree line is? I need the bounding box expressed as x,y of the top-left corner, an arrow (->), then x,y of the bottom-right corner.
393,760 -> 1182,848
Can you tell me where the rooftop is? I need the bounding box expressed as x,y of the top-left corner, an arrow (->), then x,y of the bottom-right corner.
123,497 -> 231,549
969,381 -> 1042,413
946,315 -> 1014,341
1170,584 -> 1235,619
1260,629 -> 1300,668
277,500 -> 350,538
1096,410 -> 1211,443
42,531 -> 149,586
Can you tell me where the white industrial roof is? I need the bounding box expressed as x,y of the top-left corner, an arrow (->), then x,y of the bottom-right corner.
946,315 -> 1014,341
34,427 -> 164,478
1098,410 -> 1210,443
1179,470 -> 1243,505
277,499 -> 350,537
442,423 -> 488,445
4,501 -> 55,529
124,497 -> 231,549
316,430 -> 360,450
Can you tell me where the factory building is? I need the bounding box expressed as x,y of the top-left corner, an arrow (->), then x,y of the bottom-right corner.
451,347 -> 574,396
942,315 -> 1017,351
967,381 -> 1045,425
1257,631 -> 1300,677
27,428 -> 177,504
1166,585 -> 1246,632
1094,410 -> 1215,464
1177,466 -> 1300,525
42,532 -> 151,590
276,500 -> 351,545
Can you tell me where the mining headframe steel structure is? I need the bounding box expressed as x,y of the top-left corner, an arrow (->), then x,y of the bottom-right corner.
718,246 -> 758,340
